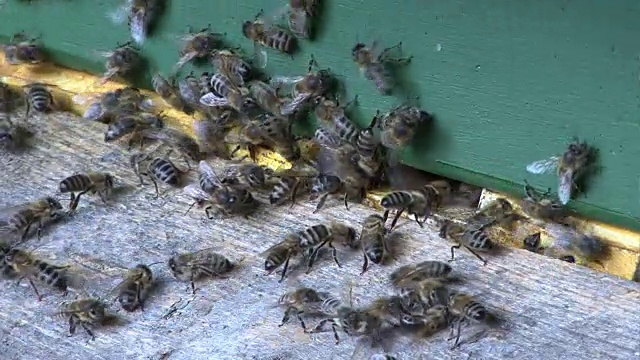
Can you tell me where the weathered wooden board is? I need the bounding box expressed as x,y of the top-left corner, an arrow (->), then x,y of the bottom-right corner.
1,111 -> 639,360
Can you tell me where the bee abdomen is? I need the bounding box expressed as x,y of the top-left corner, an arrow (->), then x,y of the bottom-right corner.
150,158 -> 180,185
298,224 -> 331,248
36,260 -> 67,291
366,64 -> 392,95
364,240 -> 385,264
464,301 -> 487,321
464,230 -> 494,251
59,174 -> 92,193
266,30 -> 296,53
27,86 -> 53,112
210,74 -> 231,97
118,289 -> 139,311
356,129 -> 377,158
333,116 -> 359,143
105,116 -> 137,141
380,191 -> 412,208
270,177 -> 295,205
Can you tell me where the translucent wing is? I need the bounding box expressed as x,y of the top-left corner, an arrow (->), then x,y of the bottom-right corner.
280,93 -> 309,115
200,92 -> 229,107
129,9 -> 148,45
557,168 -> 574,205
173,52 -> 197,73
526,156 -> 559,174
198,160 -> 220,181
269,75 -> 305,89
252,42 -> 268,69
71,93 -> 101,107
107,3 -> 130,25
183,183 -> 213,201
82,102 -> 105,121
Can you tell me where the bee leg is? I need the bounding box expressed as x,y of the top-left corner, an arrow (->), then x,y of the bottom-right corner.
288,182 -> 301,209
230,145 -> 242,157
97,190 -> 109,205
36,219 -> 45,241
329,242 -> 341,268
464,246 -> 488,266
279,306 -> 294,327
278,255 -> 292,283
205,206 -> 216,220
389,209 -> 405,230
27,278 -> 42,301
21,220 -> 34,242
190,280 -> 197,295
183,201 -> 197,216
296,312 -> 308,331
248,145 -> 258,163
313,193 -> 329,214
343,193 -> 350,211
450,319 -> 464,350
331,323 -> 340,344
68,316 -> 77,336
148,176 -> 160,198
80,322 -> 95,341
448,244 -> 461,263
305,248 -> 320,274
360,252 -> 370,275
414,214 -> 425,228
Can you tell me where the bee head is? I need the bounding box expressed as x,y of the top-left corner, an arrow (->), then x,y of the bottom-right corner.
167,257 -> 179,275
264,259 -> 278,272
351,43 -> 366,56
523,233 -> 541,251
241,21 -> 253,38
45,197 -> 63,210
418,110 -> 433,124
104,174 -> 115,188
87,302 -> 106,321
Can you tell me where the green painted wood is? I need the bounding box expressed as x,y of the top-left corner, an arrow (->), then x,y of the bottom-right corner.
1,0 -> 639,231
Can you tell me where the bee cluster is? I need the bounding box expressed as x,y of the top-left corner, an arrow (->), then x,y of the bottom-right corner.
0,0 -> 615,357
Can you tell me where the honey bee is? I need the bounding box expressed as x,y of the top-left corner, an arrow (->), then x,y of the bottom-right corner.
168,249 -> 243,294
292,221 -> 357,274
59,172 -> 115,211
286,0 -> 320,39
261,238 -> 307,283
182,182 -> 259,219
313,95 -> 360,144
0,197 -> 65,242
313,127 -> 343,149
360,214 -> 391,275
242,11 -> 297,68
277,286 -> 342,331
199,73 -> 249,114
447,292 -> 488,349
376,105 -> 432,165
174,26 -> 223,71
221,162 -> 268,189
57,298 -> 108,340
271,56 -> 334,115
4,248 -> 69,300
543,222 -> 607,264
365,296 -> 409,327
523,232 -> 541,253
526,138 -> 598,204
520,181 -> 568,223
380,180 -> 452,230
369,354 -> 397,360
152,73 -> 193,114
132,127 -> 202,164
195,160 -> 221,194
268,167 -> 317,206
177,72 -> 205,109
111,264 -> 155,312
227,113 -> 300,162
210,49 -> 252,87
130,153 -> 184,197
389,260 -> 452,287
247,80 -> 287,118
0,241 -> 16,278
191,115 -> 233,160
104,112 -> 163,144
2,32 -> 46,65
309,174 -> 346,213
97,41 -> 141,84
351,41 -> 412,95
472,198 -> 521,229
109,0 -> 161,45
439,220 -> 494,265
398,278 -> 449,313
76,86 -> 151,122
411,304 -> 450,338
22,83 -> 57,119
307,303 -> 383,345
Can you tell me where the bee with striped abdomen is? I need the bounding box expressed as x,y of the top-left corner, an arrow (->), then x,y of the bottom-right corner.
268,167 -> 317,206
247,80 -> 287,119
389,260 -> 452,287
471,198 -> 521,230
0,197 -> 66,242
293,221 -> 357,274
199,73 -> 249,114
22,83 -> 57,119
313,95 -> 360,144
0,241 -> 16,278
352,41 -> 412,95
277,286 -> 342,331
210,49 -> 252,87
2,32 -> 46,65
4,247 -> 70,300
242,10 -> 297,68
130,153 -> 184,197
380,180 -> 451,230
59,172 -> 115,211
112,263 -> 156,312
261,238 -> 307,283
226,113 -> 300,163
439,220 -> 494,265
132,127 -> 202,165
57,298 -> 107,340
447,292 -> 488,349
360,214 -> 391,275
168,249 -> 243,294
376,104 -> 432,165
272,56 -> 334,115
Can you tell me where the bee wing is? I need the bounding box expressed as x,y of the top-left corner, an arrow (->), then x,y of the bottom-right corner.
107,2 -> 130,25
252,42 -> 268,69
557,168 -> 573,205
71,93 -> 101,107
526,156 -> 559,174
198,160 -> 221,181
280,93 -> 309,115
173,53 -> 197,72
200,92 -> 230,107
129,8 -> 149,45
269,75 -> 305,89
183,183 -> 213,201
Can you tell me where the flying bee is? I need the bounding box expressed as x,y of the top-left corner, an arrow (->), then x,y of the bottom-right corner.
519,181 -> 568,223
0,196 -> 65,242
271,56 -> 334,115
277,287 -> 342,331
111,263 -> 156,312
359,214 -> 392,275
242,11 -> 297,68
152,73 -> 193,114
313,95 -> 360,144
247,80 -> 287,118
380,180 -> 452,230
210,49 -> 252,87
543,222 -> 608,264
132,127 -> 202,164
227,113 -> 300,162
439,220 -> 495,265
389,260 -> 452,288
199,73 -> 249,114
97,41 -> 141,84
57,298 -> 107,340
168,249 -> 243,294
268,167 -> 317,206
130,153 -> 185,197
290,221 -> 357,274
526,138 -> 598,204
59,172 -> 115,211
109,0 -> 162,45
352,41 -> 412,95
447,292 -> 488,349
472,198 -> 521,229
376,104 -> 432,165
2,32 -> 46,65
4,248 -> 69,300
174,25 -> 223,71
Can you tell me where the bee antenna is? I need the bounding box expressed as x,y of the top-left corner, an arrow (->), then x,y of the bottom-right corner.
145,261 -> 164,267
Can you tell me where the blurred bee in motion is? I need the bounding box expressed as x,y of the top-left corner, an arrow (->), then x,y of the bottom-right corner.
59,172 -> 115,212
22,83 -> 57,119
471,198 -> 521,230
286,0 -> 320,39
380,180 -> 452,230
271,56 -> 334,115
1,196 -> 65,242
351,41 -> 412,95
111,263 -> 156,312
130,153 -> 185,197
268,167 -> 317,206
109,0 -> 162,45
313,95 -> 360,144
96,41 -> 141,84
132,127 -> 202,165
277,286 -> 342,331
168,249 -> 243,294
520,181 -> 568,223
2,32 -> 46,65
376,104 -> 432,165
152,73 -> 194,114
360,214 -> 391,275
247,80 -> 287,119
4,248 -> 69,300
227,113 -> 300,162
57,298 -> 107,340
174,25 -> 223,71
526,138 -> 598,204
543,222 -> 608,264
447,292 -> 489,349
242,10 -> 297,68
75,86 -> 152,122
439,220 -> 494,265
389,260 -> 453,288
210,49 -> 252,87
199,73 -> 249,114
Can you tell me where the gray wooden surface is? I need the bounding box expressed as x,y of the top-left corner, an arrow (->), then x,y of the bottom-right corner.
1,111 -> 639,360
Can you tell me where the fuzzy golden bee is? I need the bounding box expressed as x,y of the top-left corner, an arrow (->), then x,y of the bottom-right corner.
380,180 -> 451,230
57,298 -> 107,340
439,220 -> 494,265
168,249 -> 243,294
0,196 -> 66,242
352,41 -> 412,95
2,32 -> 46,65
4,248 -> 70,300
59,172 -> 114,211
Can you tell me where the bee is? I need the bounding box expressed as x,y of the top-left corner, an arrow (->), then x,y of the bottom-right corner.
309,174 -> 346,213
389,261 -> 452,287
526,138 -> 598,204
313,96 -> 360,144
1,197 -> 65,242
168,249 -> 243,294
447,292 -> 488,349
412,304 -> 450,338
369,355 -> 397,360
271,56 -> 334,115
523,232 -> 541,253
313,127 -> 343,149
130,153 -> 184,197
360,214 -> 391,275
261,238 -> 306,283
132,127 -> 202,164
177,72 -> 206,108
472,198 -> 521,229
221,162 -> 268,189
355,116 -> 381,160
398,278 -> 449,313
242,11 -> 297,68
307,304 -> 383,345
268,167 -> 316,206
352,41 -> 412,95
112,264 -> 155,312
57,299 -> 107,340
210,49 -> 252,87
277,287 -> 342,331
0,81 -> 17,113
247,80 -> 287,118
195,160 -> 221,194
109,0 -> 161,45
439,220 -> 494,265
59,172 -> 115,211
4,248 -> 69,300
285,0 -> 320,39
365,296 -> 408,327
0,241 -> 16,278
104,112 -> 163,145
22,83 -> 56,119
0,112 -> 17,149
543,222 -> 607,264
76,86 -> 151,122
182,182 -> 259,219
2,32 -> 46,65
376,105 -> 432,165
97,41 -> 141,84
199,73 -> 249,113
290,221 -> 357,274
152,73 -> 193,114
380,180 -> 452,230
520,181 -> 568,222
227,114 -> 300,162
174,26 -> 223,71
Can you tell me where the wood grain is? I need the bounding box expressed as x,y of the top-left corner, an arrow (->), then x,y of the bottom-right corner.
0,111 -> 639,360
